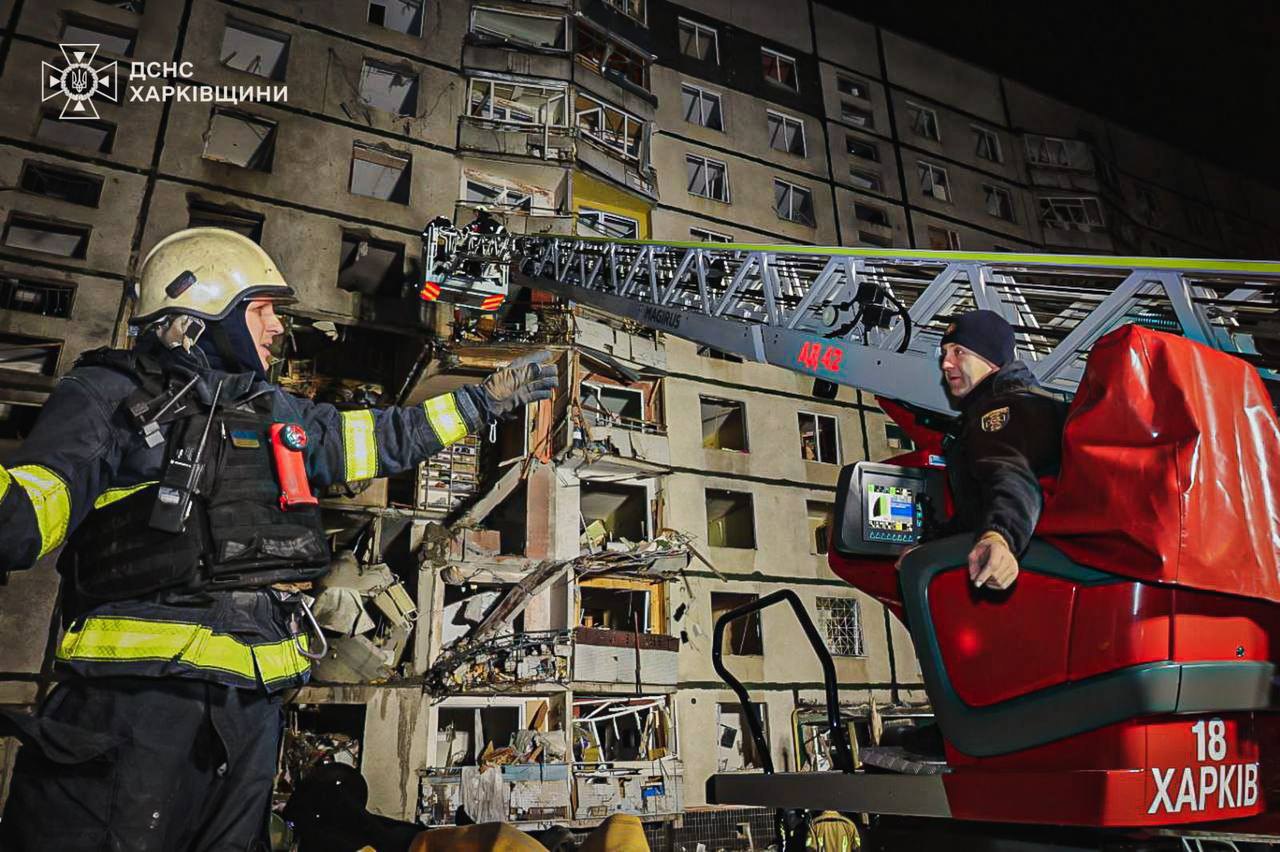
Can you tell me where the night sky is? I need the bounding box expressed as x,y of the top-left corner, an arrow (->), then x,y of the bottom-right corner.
836,1 -> 1280,190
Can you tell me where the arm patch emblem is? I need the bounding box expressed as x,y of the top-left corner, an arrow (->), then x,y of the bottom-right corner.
980,406 -> 1010,432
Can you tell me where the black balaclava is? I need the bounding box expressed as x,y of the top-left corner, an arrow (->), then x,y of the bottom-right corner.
194,300 -> 269,381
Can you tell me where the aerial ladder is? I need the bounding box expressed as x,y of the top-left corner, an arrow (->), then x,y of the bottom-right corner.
424,217 -> 1280,851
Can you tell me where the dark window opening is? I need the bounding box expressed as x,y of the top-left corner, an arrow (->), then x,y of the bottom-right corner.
187,200 -> 265,243
36,113 -> 116,153
717,702 -> 768,770
575,23 -> 649,92
884,422 -> 915,451
438,705 -> 521,767
858,231 -> 892,248
799,412 -> 839,464
579,586 -> 651,632
220,18 -> 290,80
471,7 -> 566,50
359,60 -> 419,117
0,404 -> 42,442
697,344 -> 743,362
580,481 -> 649,545
61,14 -> 137,56
338,232 -> 405,297
807,500 -> 832,555
711,593 -> 763,655
278,703 -> 365,800
3,215 -> 90,258
0,277 -> 75,319
847,136 -> 879,162
854,203 -> 889,228
94,0 -> 145,11
705,489 -> 755,549
442,582 -> 523,647
350,143 -> 411,204
700,396 -> 747,451
202,108 -> 277,171
368,0 -> 423,36
20,163 -> 103,207
0,333 -> 61,376
574,696 -> 671,763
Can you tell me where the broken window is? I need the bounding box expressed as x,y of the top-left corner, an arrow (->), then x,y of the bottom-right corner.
816,597 -> 864,656
918,161 -> 951,203
807,500 -> 832,556
774,180 -> 814,226
337,232 -> 405,297
984,185 -> 1014,221
187,200 -> 265,242
359,60 -> 418,116
927,225 -> 961,251
761,47 -> 797,91
581,381 -> 643,427
602,0 -> 645,23
0,403 -> 41,442
61,15 -> 136,56
471,7 -> 567,50
579,585 -> 651,632
686,155 -> 728,201
841,103 -> 873,129
3,215 -> 90,258
349,143 -> 411,203
678,18 -> 718,63
465,179 -> 533,212
580,480 -> 650,545
906,101 -> 940,141
700,396 -> 747,451
438,702 -> 522,767
859,230 -> 892,248
697,344 -> 743,361
95,0 -> 144,11
712,593 -> 763,655
1025,134 -> 1073,168
0,333 -> 61,376
469,77 -> 567,126
19,163 -> 103,208
573,695 -> 672,763
849,168 -> 883,193
798,412 -> 839,464
717,702 -> 768,770
854,203 -> 889,227
837,75 -> 868,99
202,108 -> 277,171
575,93 -> 645,162
884,422 -> 915,451
36,113 -> 116,153
278,703 -> 365,800
690,228 -> 731,243
973,125 -> 1002,163
847,136 -> 879,162
368,0 -> 423,36
0,277 -> 75,319
767,111 -> 805,156
1039,196 -> 1105,230
575,23 -> 649,92
442,583 -> 523,648
220,18 -> 290,80
681,84 -> 722,131
705,489 -> 755,549
578,209 -> 638,240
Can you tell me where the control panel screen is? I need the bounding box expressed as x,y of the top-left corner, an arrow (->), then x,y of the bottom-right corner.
864,482 -> 918,544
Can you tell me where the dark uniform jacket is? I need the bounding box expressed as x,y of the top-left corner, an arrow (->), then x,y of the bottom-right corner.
937,361 -> 1068,555
0,333 -> 486,691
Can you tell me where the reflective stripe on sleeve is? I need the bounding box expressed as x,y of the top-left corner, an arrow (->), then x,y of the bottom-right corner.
423,393 -> 468,446
0,465 -> 10,503
341,410 -> 378,481
10,465 -> 71,558
93,481 -> 157,510
58,616 -> 310,684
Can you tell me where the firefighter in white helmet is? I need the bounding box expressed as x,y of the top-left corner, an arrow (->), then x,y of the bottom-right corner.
0,228 -> 557,850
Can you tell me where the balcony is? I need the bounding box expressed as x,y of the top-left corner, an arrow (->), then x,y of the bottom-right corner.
572,627 -> 679,687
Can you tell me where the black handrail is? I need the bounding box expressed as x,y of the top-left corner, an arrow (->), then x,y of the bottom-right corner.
711,589 -> 856,774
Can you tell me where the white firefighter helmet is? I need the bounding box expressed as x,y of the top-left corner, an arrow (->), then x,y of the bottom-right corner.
133,227 -> 295,324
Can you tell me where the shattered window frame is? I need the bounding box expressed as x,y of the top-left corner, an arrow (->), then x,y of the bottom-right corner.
705,488 -> 756,549
577,581 -> 655,633
464,178 -> 533,212
577,209 -> 639,240
677,18 -> 719,64
686,154 -> 729,202
767,110 -> 806,157
973,125 -> 1003,163
774,179 -> 815,226
368,0 -> 424,36
219,17 -> 291,81
816,597 -> 864,656
690,227 -> 731,243
470,6 -> 568,52
437,697 -> 526,767
681,83 -> 723,131
850,161 -> 886,191
602,0 -> 646,25
906,101 -> 940,142
711,592 -> 764,655
201,107 -> 278,172
468,76 -> 568,127
836,75 -> 869,100
0,276 -> 76,319
716,701 -> 769,771
884,422 -> 916,451
579,478 -> 653,543
575,22 -> 650,93
572,695 -> 674,763
846,135 -> 879,163
699,395 -> 748,451
1025,134 -> 1074,168
798,411 -> 839,464
983,184 -> 1015,221
19,162 -> 104,208
337,231 -> 406,296
761,47 -> 798,92
858,230 -> 892,248
854,202 -> 890,228
0,332 -> 62,376
917,160 -> 951,203
927,225 -> 961,251
841,102 -> 874,129
1039,196 -> 1105,230
2,214 -> 91,259
806,500 -> 833,555
358,59 -> 420,117
349,142 -> 412,204
575,92 -> 645,163
187,199 -> 265,243
579,379 -> 645,427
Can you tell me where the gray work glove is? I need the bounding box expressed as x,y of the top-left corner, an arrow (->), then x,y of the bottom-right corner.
477,350 -> 559,420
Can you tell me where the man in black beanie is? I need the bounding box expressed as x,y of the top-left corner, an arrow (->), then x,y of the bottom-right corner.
928,309 -> 1067,590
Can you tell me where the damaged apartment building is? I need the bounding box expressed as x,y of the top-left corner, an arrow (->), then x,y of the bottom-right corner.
2,0 -> 1279,845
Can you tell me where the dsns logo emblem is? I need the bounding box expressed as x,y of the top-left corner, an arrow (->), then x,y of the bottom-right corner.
41,44 -> 118,120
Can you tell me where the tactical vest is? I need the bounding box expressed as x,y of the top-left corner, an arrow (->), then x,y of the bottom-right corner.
62,351 -> 331,601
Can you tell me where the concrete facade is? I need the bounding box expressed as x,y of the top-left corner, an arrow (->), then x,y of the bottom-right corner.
0,0 -> 1277,841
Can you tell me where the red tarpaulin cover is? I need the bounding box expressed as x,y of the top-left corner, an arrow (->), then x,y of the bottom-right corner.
1036,324 -> 1280,602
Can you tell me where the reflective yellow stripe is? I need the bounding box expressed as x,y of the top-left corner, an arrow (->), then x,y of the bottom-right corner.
341,410 -> 378,481
58,616 -> 310,684
93,481 -> 157,510
423,393 -> 468,446
11,465 -> 71,558
0,465 -> 10,503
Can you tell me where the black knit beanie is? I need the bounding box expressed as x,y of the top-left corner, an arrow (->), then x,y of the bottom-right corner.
940,310 -> 1014,368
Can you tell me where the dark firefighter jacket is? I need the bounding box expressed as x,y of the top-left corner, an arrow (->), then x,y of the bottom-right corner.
936,360 -> 1068,555
0,333 -> 487,691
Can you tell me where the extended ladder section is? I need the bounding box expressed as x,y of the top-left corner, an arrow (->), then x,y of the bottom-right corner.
428,222 -> 1280,413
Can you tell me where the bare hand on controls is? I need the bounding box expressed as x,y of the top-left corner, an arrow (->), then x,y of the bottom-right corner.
968,531 -> 1019,590
479,350 -> 559,419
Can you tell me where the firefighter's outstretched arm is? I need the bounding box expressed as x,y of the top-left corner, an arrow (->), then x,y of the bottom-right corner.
289,350 -> 558,488
0,371 -> 126,573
